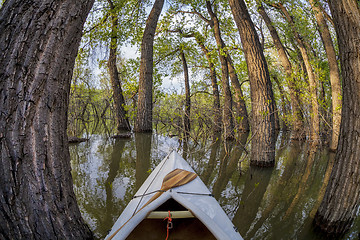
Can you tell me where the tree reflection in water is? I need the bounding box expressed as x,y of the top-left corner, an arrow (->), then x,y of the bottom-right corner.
70,132 -> 359,239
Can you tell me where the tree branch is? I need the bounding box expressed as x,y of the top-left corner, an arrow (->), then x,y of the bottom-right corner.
155,47 -> 180,65
177,10 -> 212,25
83,12 -> 110,34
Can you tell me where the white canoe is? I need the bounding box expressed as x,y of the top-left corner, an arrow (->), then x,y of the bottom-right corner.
105,151 -> 243,240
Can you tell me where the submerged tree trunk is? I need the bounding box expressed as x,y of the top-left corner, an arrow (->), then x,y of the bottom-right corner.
180,50 -> 191,136
314,0 -> 360,236
227,56 -> 250,132
108,0 -> 131,132
194,35 -> 222,133
205,1 -> 249,135
134,0 -> 164,132
272,74 -> 290,131
257,3 -> 304,140
275,3 -> 320,143
206,1 -> 235,140
0,0 -> 94,239
308,0 -> 342,151
229,0 -> 277,166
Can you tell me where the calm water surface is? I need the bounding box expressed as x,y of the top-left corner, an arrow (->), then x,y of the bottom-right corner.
70,133 -> 360,240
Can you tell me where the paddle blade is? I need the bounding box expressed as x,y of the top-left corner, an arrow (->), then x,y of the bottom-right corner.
141,169 -> 197,209
161,168 -> 197,191
106,169 -> 197,240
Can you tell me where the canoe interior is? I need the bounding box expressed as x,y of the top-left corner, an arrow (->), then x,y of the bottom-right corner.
126,198 -> 217,240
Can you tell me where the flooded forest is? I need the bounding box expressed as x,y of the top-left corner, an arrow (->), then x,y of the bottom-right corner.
0,0 -> 359,239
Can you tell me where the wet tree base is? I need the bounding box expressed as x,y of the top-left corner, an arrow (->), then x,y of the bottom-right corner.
313,211 -> 352,238
111,133 -> 132,139
250,160 -> 275,168
68,137 -> 89,143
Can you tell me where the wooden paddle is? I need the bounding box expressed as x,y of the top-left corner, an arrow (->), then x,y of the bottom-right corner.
106,168 -> 197,240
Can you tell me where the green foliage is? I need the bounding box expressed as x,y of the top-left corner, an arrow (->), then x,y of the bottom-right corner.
82,0 -> 147,50
69,0 -> 341,140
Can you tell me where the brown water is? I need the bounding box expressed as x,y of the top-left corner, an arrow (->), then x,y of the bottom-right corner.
70,132 -> 360,240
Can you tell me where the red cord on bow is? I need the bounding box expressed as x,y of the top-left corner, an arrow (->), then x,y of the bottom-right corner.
164,211 -> 172,240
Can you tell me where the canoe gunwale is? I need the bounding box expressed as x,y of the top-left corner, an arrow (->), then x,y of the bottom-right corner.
105,151 -> 242,240
171,191 -> 233,240
108,190 -> 234,240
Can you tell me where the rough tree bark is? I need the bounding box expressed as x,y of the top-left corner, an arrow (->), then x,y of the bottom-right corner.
134,0 -> 164,132
0,0 -> 94,239
107,0 -> 131,132
308,0 -> 342,151
206,1 -> 235,140
257,3 -> 305,140
229,0 -> 277,166
180,50 -> 191,137
314,0 -> 360,236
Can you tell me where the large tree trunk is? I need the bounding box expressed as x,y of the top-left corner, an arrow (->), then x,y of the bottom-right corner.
257,3 -> 305,140
229,0 -> 277,166
206,1 -> 235,140
107,0 -> 131,132
134,0 -> 164,132
308,0 -> 342,151
0,0 -> 94,239
275,3 -> 320,143
314,0 -> 360,236
194,35 -> 222,133
180,50 -> 191,137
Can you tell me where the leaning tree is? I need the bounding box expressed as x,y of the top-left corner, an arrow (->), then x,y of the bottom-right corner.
229,0 -> 277,166
0,0 -> 94,239
314,0 -> 360,236
135,0 -> 165,132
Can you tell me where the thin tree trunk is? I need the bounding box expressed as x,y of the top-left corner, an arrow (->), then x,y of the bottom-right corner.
314,0 -> 360,236
195,38 -> 222,133
229,0 -> 277,166
107,0 -> 131,132
274,3 -> 320,143
272,74 -> 290,131
134,0 -> 164,132
308,0 -> 342,151
0,0 -> 94,239
206,1 -> 235,140
180,50 -> 191,136
257,3 -> 304,140
227,56 -> 250,132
